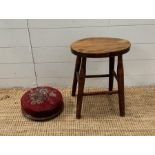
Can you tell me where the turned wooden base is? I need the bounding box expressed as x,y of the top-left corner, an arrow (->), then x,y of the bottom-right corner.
72,56 -> 125,119
71,37 -> 131,119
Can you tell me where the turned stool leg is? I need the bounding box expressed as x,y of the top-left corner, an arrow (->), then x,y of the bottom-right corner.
117,55 -> 125,116
72,56 -> 81,96
76,57 -> 86,119
109,56 -> 115,91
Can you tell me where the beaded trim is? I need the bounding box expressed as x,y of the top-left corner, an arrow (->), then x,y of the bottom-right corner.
30,88 -> 49,105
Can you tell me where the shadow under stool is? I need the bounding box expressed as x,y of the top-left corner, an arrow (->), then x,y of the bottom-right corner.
71,37 -> 131,119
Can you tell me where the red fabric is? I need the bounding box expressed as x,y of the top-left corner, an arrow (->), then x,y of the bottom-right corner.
21,87 -> 64,119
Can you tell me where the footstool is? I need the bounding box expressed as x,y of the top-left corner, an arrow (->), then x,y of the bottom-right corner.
21,87 -> 64,121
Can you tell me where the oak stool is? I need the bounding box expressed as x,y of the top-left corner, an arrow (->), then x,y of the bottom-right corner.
71,37 -> 131,119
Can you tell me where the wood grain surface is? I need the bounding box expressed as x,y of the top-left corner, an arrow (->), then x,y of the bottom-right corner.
71,37 -> 131,57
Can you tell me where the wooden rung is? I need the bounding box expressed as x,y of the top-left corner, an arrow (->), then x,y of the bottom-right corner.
86,74 -> 109,78
82,90 -> 118,96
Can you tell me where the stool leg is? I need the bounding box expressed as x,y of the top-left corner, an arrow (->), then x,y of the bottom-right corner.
76,57 -> 86,119
117,55 -> 125,117
72,56 -> 81,96
109,56 -> 115,91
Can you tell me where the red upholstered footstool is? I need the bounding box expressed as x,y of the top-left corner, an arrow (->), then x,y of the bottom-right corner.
21,87 -> 64,121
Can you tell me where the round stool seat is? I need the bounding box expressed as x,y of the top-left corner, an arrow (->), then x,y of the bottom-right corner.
71,37 -> 131,58
21,87 -> 64,121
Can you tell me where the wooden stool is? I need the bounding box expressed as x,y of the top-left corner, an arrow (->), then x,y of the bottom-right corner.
71,37 -> 131,119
